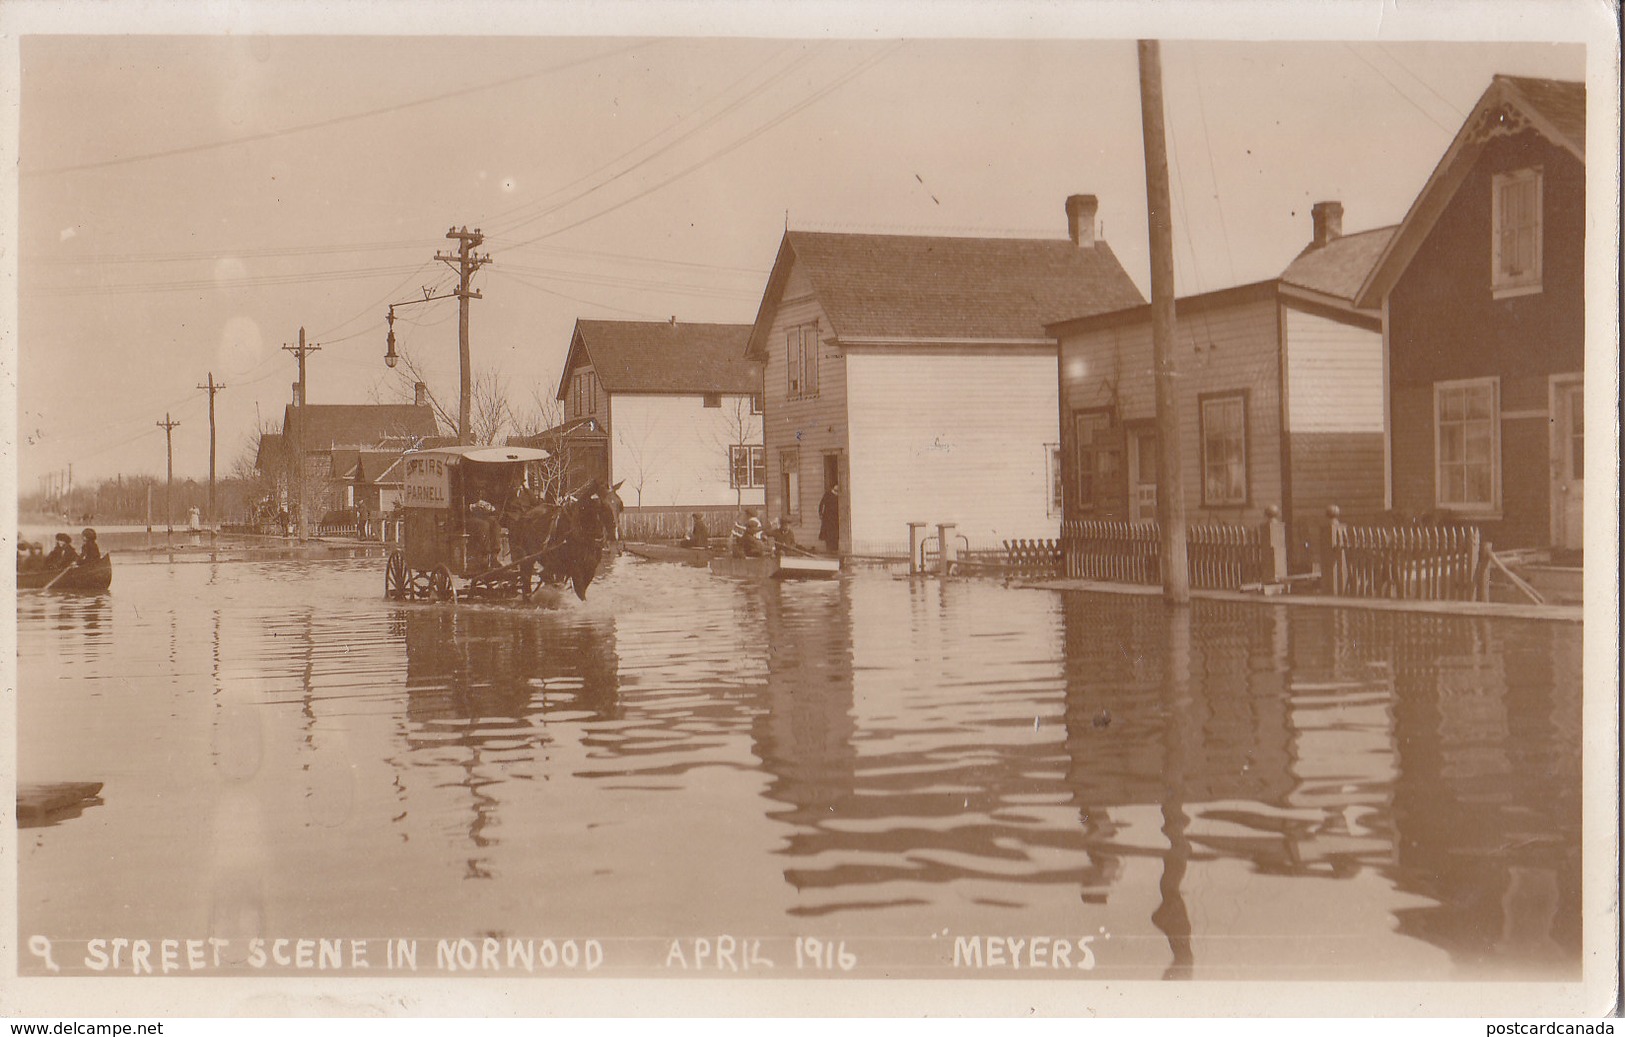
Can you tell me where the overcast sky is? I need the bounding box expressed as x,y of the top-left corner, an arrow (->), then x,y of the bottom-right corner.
3,3 -> 1602,489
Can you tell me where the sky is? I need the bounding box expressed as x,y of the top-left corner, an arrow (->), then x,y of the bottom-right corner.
3,2 -> 1603,491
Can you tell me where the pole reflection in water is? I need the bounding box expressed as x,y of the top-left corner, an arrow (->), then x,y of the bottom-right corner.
14,559 -> 1584,980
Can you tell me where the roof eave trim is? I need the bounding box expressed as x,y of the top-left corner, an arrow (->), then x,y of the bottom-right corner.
837,336 -> 1058,347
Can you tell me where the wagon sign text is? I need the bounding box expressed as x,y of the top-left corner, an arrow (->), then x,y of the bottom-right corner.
402,456 -> 450,509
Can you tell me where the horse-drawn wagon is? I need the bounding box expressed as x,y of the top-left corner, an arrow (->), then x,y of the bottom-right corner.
383,445 -> 619,603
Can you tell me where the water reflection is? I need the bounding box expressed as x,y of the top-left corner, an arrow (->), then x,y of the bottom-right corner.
16,558 -> 1584,979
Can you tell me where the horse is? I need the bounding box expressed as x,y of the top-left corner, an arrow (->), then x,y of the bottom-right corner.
503,480 -> 622,601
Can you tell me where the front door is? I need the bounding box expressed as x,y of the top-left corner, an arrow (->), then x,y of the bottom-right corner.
1551,378 -> 1583,550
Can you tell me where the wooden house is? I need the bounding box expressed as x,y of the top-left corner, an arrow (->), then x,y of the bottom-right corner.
259,391 -> 438,519
554,319 -> 764,522
1051,205 -> 1394,567
745,196 -> 1145,557
1354,76 -> 1586,555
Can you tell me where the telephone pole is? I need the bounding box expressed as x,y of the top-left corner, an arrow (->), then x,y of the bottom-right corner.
435,226 -> 490,445
283,328 -> 320,539
198,373 -> 227,528
1138,39 -> 1190,605
156,413 -> 181,537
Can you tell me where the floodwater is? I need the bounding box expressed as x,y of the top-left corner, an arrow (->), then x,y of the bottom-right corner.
16,553 -> 1583,983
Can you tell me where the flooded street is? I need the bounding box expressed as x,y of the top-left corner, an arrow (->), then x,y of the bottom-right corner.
17,553 -> 1583,982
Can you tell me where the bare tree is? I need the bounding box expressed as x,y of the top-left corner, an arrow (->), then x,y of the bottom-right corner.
710,395 -> 763,508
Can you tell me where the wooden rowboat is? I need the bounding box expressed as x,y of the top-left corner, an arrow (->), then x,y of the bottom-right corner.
708,553 -> 840,580
17,553 -> 113,592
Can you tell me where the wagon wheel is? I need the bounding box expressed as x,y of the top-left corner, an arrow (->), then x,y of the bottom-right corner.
430,566 -> 454,602
384,551 -> 409,600
408,569 -> 435,600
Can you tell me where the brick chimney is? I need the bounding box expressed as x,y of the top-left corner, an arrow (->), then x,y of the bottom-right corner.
414,381 -> 428,407
291,382 -> 302,406
1066,194 -> 1098,248
1311,201 -> 1344,248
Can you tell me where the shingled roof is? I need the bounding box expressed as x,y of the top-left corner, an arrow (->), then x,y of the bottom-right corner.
747,230 -> 1144,354
1500,75 -> 1585,155
559,320 -> 760,397
1356,75 -> 1585,308
1281,225 -> 1397,303
281,403 -> 439,451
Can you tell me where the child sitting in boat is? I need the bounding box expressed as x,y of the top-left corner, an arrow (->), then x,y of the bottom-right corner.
770,518 -> 797,557
680,513 -> 710,549
730,510 -> 765,558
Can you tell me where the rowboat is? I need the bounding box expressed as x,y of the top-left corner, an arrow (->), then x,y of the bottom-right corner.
623,541 -> 716,567
17,554 -> 113,592
708,553 -> 840,580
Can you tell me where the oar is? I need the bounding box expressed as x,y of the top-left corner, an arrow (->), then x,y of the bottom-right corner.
38,564 -> 76,591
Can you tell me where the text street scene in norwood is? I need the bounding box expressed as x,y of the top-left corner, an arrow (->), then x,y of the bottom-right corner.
7,17 -> 1617,1019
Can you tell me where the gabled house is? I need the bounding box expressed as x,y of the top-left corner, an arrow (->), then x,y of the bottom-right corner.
1051,204 -> 1394,567
745,195 -> 1145,556
554,319 -> 764,514
1355,75 -> 1585,555
265,389 -> 439,518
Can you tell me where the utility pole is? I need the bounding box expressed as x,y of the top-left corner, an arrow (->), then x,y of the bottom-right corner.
197,373 -> 228,528
435,226 -> 490,445
283,328 -> 320,539
157,413 -> 181,538
1138,39 -> 1190,605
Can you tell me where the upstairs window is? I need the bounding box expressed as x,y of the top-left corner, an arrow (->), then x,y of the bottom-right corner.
1434,377 -> 1500,512
1199,392 -> 1249,506
1492,168 -> 1542,298
787,325 -> 820,400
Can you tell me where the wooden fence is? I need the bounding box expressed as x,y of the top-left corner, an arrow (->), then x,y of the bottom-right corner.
618,505 -> 740,543
1011,509 -> 1290,589
1322,508 -> 1486,601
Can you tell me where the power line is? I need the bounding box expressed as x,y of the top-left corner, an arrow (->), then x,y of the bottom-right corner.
1342,44 -> 1458,136
496,42 -> 907,251
481,42 -> 813,237
1189,51 -> 1237,285
23,40 -> 663,178
27,262 -> 429,298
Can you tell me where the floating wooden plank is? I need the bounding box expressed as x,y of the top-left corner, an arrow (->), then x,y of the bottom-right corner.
17,782 -> 103,821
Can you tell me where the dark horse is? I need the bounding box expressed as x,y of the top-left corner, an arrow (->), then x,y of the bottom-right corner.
503,480 -> 622,601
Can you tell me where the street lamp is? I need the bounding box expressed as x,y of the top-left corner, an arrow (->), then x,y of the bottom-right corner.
384,308 -> 399,369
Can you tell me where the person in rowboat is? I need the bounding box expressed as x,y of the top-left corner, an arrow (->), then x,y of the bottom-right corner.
770,517 -> 798,557
77,528 -> 102,566
680,513 -> 710,549
730,509 -> 765,558
43,533 -> 77,569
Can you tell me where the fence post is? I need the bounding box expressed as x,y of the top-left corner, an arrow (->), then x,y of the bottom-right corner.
1263,504 -> 1287,585
906,522 -> 929,575
1320,505 -> 1344,595
936,522 -> 958,575
1476,538 -> 1494,602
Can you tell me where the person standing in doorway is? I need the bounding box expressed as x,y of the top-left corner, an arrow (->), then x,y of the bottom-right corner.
818,482 -> 840,554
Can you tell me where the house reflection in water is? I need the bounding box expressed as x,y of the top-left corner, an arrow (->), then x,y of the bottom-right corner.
746,574 -> 1579,976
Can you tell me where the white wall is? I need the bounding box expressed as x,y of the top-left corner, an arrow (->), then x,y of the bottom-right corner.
844,348 -> 1060,556
611,393 -> 766,509
1284,306 -> 1384,433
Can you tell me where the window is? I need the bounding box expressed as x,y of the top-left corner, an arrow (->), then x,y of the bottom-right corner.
1199,392 -> 1248,506
1492,168 -> 1542,297
730,444 -> 766,489
703,392 -> 722,409
1073,410 -> 1121,512
571,370 -> 599,417
786,325 -> 820,400
1434,378 -> 1499,511
750,394 -> 764,415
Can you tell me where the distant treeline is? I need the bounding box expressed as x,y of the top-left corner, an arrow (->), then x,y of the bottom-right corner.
20,474 -> 261,525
